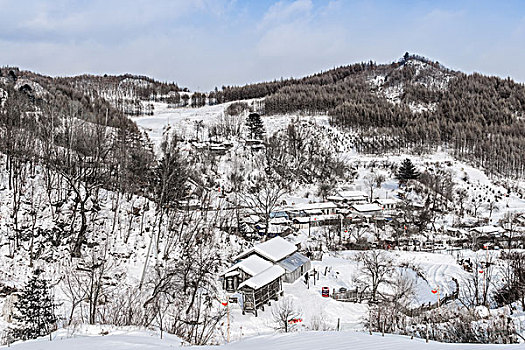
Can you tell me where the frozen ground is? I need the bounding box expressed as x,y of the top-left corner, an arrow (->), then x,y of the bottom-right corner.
4,326 -> 522,350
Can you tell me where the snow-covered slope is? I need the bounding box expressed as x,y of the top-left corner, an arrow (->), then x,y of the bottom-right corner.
4,328 -> 522,350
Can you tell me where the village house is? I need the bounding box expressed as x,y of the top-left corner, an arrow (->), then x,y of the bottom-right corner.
328,190 -> 369,205
374,198 -> 399,211
469,225 -> 506,248
292,216 -> 310,230
309,213 -> 342,227
238,266 -> 285,316
288,202 -> 339,216
222,237 -> 312,316
470,225 -> 506,237
351,203 -> 383,219
220,255 -> 273,292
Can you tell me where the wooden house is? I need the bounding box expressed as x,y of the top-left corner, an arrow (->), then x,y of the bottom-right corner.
225,237 -> 311,316
238,265 -> 285,316
220,255 -> 273,292
351,203 -> 383,218
291,202 -> 338,216
334,190 -> 369,204
374,198 -> 399,211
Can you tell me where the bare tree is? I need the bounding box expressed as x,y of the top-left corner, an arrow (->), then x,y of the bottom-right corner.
495,252 -> 525,309
459,257 -> 494,308
272,297 -> 302,333
355,251 -> 394,301
364,173 -> 384,203
242,177 -> 287,239
390,270 -> 416,307
455,188 -> 468,218
485,200 -> 499,221
142,219 -> 225,345
363,173 -> 377,203
500,212 -> 519,251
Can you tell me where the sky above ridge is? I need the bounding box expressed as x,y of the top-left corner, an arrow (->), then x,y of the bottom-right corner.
1,0 -> 525,91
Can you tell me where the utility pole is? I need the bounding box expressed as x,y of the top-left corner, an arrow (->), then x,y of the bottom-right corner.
227,300 -> 230,343
369,304 -> 373,335
432,287 -> 439,308
339,214 -> 343,246
222,298 -> 230,343
483,244 -> 488,305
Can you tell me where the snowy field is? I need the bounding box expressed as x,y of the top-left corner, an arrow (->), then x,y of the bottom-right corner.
3,327 -> 522,350
132,101 -> 329,146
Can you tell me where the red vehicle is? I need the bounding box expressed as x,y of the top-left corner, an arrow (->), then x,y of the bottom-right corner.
321,287 -> 330,297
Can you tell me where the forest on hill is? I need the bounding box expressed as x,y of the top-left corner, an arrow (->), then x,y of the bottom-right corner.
216,54 -> 525,178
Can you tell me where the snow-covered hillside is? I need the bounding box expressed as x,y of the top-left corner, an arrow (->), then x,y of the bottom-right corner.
368,59 -> 455,112
1,78 -> 525,347
126,100 -> 525,344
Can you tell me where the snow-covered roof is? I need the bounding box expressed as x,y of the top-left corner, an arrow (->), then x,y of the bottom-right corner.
238,265 -> 285,290
278,252 -> 310,272
222,255 -> 274,277
224,271 -> 240,277
445,227 -> 468,235
352,203 -> 382,212
267,224 -> 291,233
374,198 -> 399,206
304,209 -> 323,215
326,195 -> 345,202
292,202 -> 337,211
470,225 -> 505,234
338,190 -> 368,199
234,236 -> 298,263
293,217 -> 311,224
244,214 -> 260,224
311,214 -> 341,222
270,211 -> 289,218
269,217 -> 290,225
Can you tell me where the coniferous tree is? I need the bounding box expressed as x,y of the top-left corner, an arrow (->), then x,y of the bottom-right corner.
396,158 -> 420,182
12,270 -> 57,340
246,113 -> 265,139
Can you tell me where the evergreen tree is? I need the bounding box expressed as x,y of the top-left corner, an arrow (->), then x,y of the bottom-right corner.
396,158 -> 420,182
12,270 -> 57,340
246,113 -> 265,139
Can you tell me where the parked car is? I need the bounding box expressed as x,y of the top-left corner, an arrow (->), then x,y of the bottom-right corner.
321,287 -> 330,297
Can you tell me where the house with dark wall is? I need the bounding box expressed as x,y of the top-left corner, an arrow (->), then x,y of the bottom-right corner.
220,255 -> 273,292
222,237 -> 311,316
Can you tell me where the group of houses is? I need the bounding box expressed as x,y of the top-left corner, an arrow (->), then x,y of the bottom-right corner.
220,236 -> 311,316
246,190 -> 401,236
395,224 -> 525,251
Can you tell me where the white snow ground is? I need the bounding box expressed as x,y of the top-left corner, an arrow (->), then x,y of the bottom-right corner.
3,327 -> 522,350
